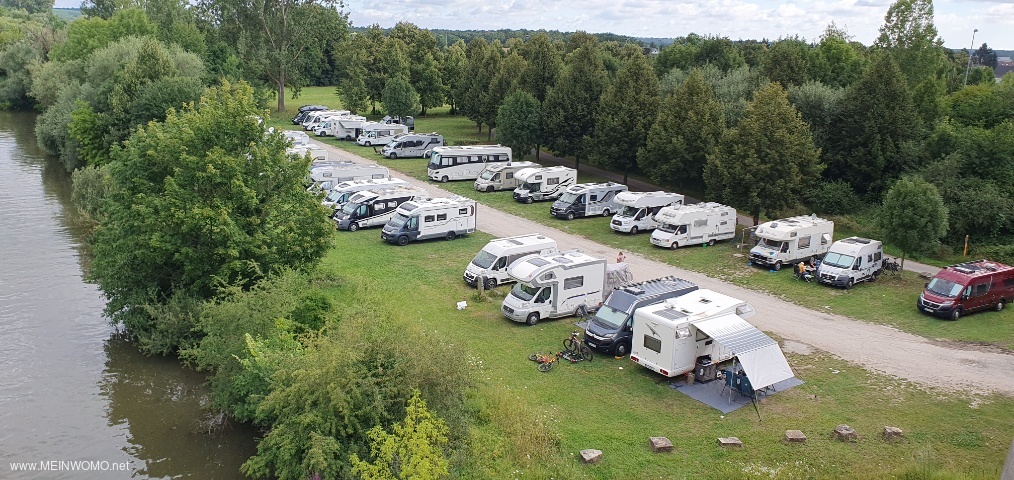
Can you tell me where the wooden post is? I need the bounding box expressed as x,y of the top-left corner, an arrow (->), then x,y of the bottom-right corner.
964,235 -> 970,257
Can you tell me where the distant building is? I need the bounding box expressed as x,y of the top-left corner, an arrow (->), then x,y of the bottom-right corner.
997,60 -> 1014,81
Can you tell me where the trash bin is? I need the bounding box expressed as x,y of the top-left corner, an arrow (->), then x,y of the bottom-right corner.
695,357 -> 717,383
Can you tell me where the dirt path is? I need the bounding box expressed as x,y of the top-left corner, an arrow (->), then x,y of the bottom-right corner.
317,140 -> 1013,396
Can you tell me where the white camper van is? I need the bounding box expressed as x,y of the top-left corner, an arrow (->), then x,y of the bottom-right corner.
315,115 -> 367,138
749,215 -> 834,271
380,133 -> 444,158
511,166 -> 576,203
550,182 -> 629,220
629,289 -> 794,392
287,144 -> 328,163
650,203 -> 738,249
321,178 -> 409,211
333,186 -> 428,231
609,191 -> 685,234
381,197 -> 477,246
280,129 -> 311,147
462,234 -> 558,290
474,162 -> 542,192
303,110 -> 350,130
357,122 -> 410,146
816,237 -> 884,288
501,250 -> 608,325
427,145 -> 512,182
308,163 -> 389,191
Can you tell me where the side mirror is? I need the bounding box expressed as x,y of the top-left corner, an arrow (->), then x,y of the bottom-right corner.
924,283 -> 929,288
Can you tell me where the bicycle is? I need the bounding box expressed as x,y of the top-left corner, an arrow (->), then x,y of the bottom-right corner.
882,257 -> 900,275
562,331 -> 593,362
528,352 -> 560,372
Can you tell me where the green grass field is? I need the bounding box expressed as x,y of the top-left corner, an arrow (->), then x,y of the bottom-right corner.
319,227 -> 1013,479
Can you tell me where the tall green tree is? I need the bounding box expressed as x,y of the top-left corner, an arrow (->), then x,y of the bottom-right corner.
204,0 -> 348,111
362,25 -> 387,113
90,81 -> 334,354
519,32 -> 561,103
440,40 -> 466,114
333,33 -> 369,113
459,37 -> 495,132
704,82 -> 823,225
637,69 -> 724,188
810,23 -> 864,88
542,42 -> 607,169
761,37 -> 811,87
0,0 -> 53,14
875,0 -> 946,87
383,74 -> 419,119
496,90 -> 540,160
877,176 -> 948,269
350,390 -> 450,480
390,22 -> 443,115
823,52 -> 920,194
589,52 -> 659,183
484,50 -> 525,140
787,81 -> 845,154
972,43 -> 997,69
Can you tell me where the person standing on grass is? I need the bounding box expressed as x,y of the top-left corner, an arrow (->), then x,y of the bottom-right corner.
617,251 -> 626,263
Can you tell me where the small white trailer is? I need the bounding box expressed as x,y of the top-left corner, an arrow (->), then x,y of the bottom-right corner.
629,289 -> 795,393
357,122 -> 410,146
816,237 -> 884,289
550,182 -> 629,220
501,250 -> 609,325
333,186 -> 429,231
381,196 -> 477,246
650,202 -> 737,249
462,233 -> 558,290
511,166 -> 576,203
427,145 -> 513,182
473,161 -> 542,192
609,191 -> 685,234
749,214 -> 834,271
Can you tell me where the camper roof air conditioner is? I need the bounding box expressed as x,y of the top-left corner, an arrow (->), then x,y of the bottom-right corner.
507,239 -> 523,245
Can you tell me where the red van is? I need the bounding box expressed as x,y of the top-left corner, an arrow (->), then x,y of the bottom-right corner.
917,260 -> 1014,320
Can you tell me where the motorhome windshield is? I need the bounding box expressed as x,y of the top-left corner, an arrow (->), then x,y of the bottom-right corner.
471,250 -> 497,269
620,206 -> 639,217
926,278 -> 963,298
428,154 -> 442,169
388,213 -> 410,229
479,169 -> 497,181
559,192 -> 580,204
340,201 -> 361,214
325,190 -> 343,202
520,182 -> 538,192
656,223 -> 676,233
822,252 -> 855,269
592,305 -> 628,330
757,237 -> 784,250
510,283 -> 539,301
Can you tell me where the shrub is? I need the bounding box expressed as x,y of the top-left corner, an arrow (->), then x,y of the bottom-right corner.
807,179 -> 859,215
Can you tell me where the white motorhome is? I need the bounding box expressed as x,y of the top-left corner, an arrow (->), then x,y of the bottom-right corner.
550,182 -> 629,220
333,186 -> 429,231
511,166 -> 576,203
279,129 -> 310,147
314,115 -> 367,137
308,163 -> 389,190
303,110 -> 350,130
609,191 -> 685,234
357,122 -> 410,146
650,203 -> 737,249
501,250 -> 608,325
287,144 -> 328,163
380,133 -> 444,158
462,234 -> 558,290
381,197 -> 477,246
630,289 -> 794,393
321,178 -> 409,211
427,145 -> 512,182
749,215 -> 834,271
474,162 -> 542,192
816,237 -> 884,289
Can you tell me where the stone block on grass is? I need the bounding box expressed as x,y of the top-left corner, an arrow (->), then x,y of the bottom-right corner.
784,430 -> 807,443
649,437 -> 673,453
580,449 -> 602,464
718,437 -> 743,448
883,426 -> 904,442
834,424 -> 859,442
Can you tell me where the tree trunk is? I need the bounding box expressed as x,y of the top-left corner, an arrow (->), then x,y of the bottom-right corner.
477,123 -> 482,133
622,166 -> 628,184
901,253 -> 906,271
276,70 -> 286,112
752,211 -> 760,226
535,144 -> 541,160
488,128 -> 493,141
575,155 -> 580,171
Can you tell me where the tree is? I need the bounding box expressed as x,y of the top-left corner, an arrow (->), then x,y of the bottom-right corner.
333,33 -> 370,113
390,22 -> 443,115
205,0 -> 349,112
875,0 -> 947,87
761,37 -> 811,87
458,37 -> 495,132
90,81 -> 334,353
383,75 -> 420,119
350,390 -> 450,480
484,51 -> 526,139
0,0 -> 53,14
496,90 -> 540,160
787,81 -> 845,154
972,43 -> 997,69
81,0 -> 131,19
440,40 -> 466,114
637,69 -> 724,188
542,42 -> 607,169
519,32 -> 561,103
810,23 -> 864,88
877,176 -> 948,269
589,52 -> 659,183
362,25 -> 387,113
704,82 -> 823,225
823,52 -> 920,194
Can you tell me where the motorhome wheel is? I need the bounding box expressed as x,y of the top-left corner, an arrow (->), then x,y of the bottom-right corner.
629,226 -> 638,235
348,223 -> 359,232
396,235 -> 409,246
445,231 -> 457,241
845,279 -> 854,290
441,176 -> 449,183
614,341 -> 630,357
670,241 -> 679,250
345,135 -> 352,141
486,186 -> 494,192
602,209 -> 610,217
707,239 -> 716,246
949,308 -> 962,320
997,300 -> 1006,312
525,197 -> 533,204
389,153 -> 397,159
773,261 -> 782,271
565,212 -> 575,221
526,313 -> 540,326
484,278 -> 496,290
364,141 -> 372,146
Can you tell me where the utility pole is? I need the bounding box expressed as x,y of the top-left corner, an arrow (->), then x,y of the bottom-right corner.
963,28 -> 979,87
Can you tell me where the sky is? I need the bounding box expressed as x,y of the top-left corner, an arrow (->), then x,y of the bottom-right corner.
336,0 -> 1014,51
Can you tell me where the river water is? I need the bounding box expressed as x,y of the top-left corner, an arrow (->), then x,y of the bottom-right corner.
0,111 -> 256,479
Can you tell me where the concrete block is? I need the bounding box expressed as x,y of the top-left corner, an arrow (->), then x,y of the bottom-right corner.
649,436 -> 673,453
580,449 -> 602,464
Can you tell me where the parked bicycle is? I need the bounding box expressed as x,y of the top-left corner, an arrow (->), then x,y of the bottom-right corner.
562,331 -> 593,362
882,257 -> 900,274
528,352 -> 560,372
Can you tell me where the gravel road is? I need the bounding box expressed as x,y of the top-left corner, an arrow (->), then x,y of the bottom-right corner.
316,139 -> 1014,396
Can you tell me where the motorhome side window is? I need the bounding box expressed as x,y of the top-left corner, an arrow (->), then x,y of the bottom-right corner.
798,236 -> 811,249
563,276 -> 584,289
547,177 -> 559,185
388,201 -> 398,209
676,225 -> 688,234
442,156 -> 454,166
643,335 -> 662,353
437,213 -> 447,221
874,252 -> 882,261
1005,278 -> 1014,288
424,215 -> 434,222
458,208 -> 468,215
506,172 -> 514,179
693,219 -> 708,227
972,283 -> 990,297
821,233 -> 831,245
590,195 -> 598,202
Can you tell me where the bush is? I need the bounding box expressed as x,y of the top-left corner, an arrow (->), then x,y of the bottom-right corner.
70,163 -> 114,225
807,179 -> 859,215
969,244 -> 1014,265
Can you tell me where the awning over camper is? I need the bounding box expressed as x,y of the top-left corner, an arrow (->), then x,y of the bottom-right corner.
694,314 -> 794,390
